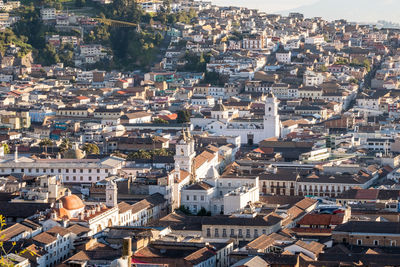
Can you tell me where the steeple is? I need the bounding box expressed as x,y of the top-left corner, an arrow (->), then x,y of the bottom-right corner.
174,128 -> 196,173
106,180 -> 118,207
263,93 -> 280,138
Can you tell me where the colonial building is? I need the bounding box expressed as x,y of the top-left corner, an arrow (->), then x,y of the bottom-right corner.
0,152 -> 125,184
194,93 -> 281,145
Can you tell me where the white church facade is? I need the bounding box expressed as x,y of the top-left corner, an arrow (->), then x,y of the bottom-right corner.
192,94 -> 281,145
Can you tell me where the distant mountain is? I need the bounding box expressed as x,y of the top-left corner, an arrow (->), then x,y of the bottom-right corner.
211,0 -> 400,24
278,0 -> 400,24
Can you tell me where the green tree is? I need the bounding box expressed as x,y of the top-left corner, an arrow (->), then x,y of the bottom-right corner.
177,110 -> 191,123
75,0 -> 85,8
82,143 -> 100,155
153,118 -> 169,124
178,205 -> 191,215
1,144 -> 9,154
0,214 -> 35,265
59,138 -> 72,153
127,149 -> 152,160
363,59 -> 371,72
197,207 -> 210,216
39,138 -> 53,154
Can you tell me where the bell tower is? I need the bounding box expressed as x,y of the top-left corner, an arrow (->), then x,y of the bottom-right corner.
106,180 -> 118,207
263,93 -> 280,138
174,128 -> 196,173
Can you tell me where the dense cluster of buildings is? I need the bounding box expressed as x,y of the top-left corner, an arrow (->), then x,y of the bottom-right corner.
1,0 -> 400,267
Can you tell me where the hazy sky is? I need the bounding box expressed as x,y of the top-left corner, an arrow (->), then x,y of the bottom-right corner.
211,0 -> 400,24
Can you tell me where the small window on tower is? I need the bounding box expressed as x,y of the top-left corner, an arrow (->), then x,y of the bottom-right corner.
268,107 -> 271,111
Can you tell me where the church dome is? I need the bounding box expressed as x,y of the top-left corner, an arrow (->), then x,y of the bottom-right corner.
211,103 -> 226,112
61,194 -> 85,210
64,147 -> 85,159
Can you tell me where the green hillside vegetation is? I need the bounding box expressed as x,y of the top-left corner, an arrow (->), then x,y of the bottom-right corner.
0,28 -> 32,57
13,0 -> 197,70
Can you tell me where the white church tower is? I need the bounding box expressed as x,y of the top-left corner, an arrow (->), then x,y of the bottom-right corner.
174,129 -> 196,173
106,180 -> 118,207
263,93 -> 280,138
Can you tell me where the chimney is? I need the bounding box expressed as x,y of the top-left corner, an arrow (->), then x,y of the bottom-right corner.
14,146 -> 18,162
122,237 -> 132,265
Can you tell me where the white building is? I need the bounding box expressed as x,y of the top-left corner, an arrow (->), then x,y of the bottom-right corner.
305,35 -> 325,45
0,154 -> 125,184
303,70 -> 325,86
181,176 -> 259,215
199,93 -> 281,144
80,45 -> 104,57
40,8 -> 56,20
32,226 -> 73,266
276,51 -> 292,64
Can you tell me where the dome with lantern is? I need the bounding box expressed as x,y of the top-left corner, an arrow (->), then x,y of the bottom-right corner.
54,191 -> 85,219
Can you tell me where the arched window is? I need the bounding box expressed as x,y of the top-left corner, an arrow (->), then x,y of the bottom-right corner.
268,107 -> 271,111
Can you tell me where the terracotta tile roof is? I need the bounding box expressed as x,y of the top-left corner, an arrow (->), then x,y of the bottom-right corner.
131,200 -> 151,214
297,214 -> 344,226
194,150 -> 215,169
295,198 -> 318,210
67,224 -> 91,236
33,232 -> 57,245
47,226 -> 71,237
294,240 -> 324,255
118,202 -> 132,214
184,247 -> 215,265
246,234 -> 274,250
185,181 -> 214,191
0,223 -> 31,241
175,169 -> 190,183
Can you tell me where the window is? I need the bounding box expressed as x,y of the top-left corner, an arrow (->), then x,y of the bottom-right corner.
66,176 -> 69,181
73,169 -> 76,173
254,229 -> 258,237
66,169 -> 69,173
73,176 -> 76,181
262,229 -> 266,235
238,229 -> 243,237
390,240 -> 396,246
222,229 -> 227,237
206,228 -> 211,237
230,229 -> 235,237
246,229 -> 250,237
21,168 -> 24,172
357,239 -> 362,245
214,229 -> 219,237
193,195 -> 197,201
51,169 -> 54,173
186,195 -> 189,201
201,195 -> 204,201
80,176 -> 83,181
80,169 -> 83,173
97,169 -> 100,173
374,240 -> 379,246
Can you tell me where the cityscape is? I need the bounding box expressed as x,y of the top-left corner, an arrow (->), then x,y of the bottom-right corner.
0,0 -> 399,266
